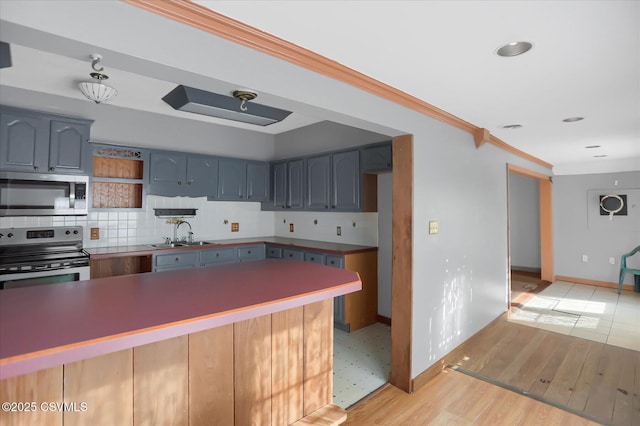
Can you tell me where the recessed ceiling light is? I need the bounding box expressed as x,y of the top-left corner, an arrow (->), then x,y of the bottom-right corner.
593,155 -> 608,158
563,117 -> 584,123
496,41 -> 533,57
585,145 -> 601,149
500,124 -> 523,130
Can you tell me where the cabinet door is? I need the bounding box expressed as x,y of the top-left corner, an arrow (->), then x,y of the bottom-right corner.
306,155 -> 331,210
154,251 -> 199,271
237,245 -> 265,262
148,152 -> 187,195
287,159 -> 304,209
217,158 -> 247,200
186,155 -> 218,197
331,150 -> 360,211
361,143 -> 392,172
246,161 -> 269,202
0,111 -> 49,172
200,247 -> 236,265
270,162 -> 287,209
49,120 -> 89,173
266,245 -> 283,258
325,255 -> 344,269
304,252 -> 326,265
282,249 -> 304,261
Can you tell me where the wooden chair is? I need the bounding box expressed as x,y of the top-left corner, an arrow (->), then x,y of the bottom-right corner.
618,245 -> 640,294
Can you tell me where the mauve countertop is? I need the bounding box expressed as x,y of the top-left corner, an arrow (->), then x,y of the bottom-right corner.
86,236 -> 377,259
0,259 -> 361,380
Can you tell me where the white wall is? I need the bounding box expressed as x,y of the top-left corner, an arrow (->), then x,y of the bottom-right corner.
554,171 -> 640,284
0,2 -> 554,381
509,173 -> 541,270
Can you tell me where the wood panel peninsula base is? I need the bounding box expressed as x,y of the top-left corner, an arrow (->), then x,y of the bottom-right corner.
0,260 -> 359,426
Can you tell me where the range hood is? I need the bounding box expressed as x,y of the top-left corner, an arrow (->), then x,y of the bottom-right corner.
162,85 -> 292,126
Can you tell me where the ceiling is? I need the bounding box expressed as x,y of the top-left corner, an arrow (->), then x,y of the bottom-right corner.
201,0 -> 639,174
1,1 -> 638,175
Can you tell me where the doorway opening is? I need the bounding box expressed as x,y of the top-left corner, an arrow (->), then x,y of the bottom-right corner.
507,164 -> 554,313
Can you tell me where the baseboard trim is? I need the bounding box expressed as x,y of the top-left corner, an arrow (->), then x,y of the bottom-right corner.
511,266 -> 541,273
376,315 -> 391,326
411,312 -> 508,392
555,275 -> 634,292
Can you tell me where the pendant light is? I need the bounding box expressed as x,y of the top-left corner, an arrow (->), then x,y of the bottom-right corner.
78,54 -> 118,104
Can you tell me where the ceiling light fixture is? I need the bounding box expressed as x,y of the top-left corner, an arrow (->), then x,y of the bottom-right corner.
162,85 -> 292,126
563,117 -> 584,122
78,54 -> 118,104
585,145 -> 601,149
500,124 -> 523,130
496,41 -> 533,57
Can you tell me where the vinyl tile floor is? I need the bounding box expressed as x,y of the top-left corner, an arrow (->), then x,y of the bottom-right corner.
333,322 -> 391,409
510,280 -> 640,351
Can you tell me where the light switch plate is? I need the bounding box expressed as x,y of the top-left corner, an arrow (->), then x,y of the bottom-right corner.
90,227 -> 100,240
429,220 -> 439,235
231,222 -> 239,232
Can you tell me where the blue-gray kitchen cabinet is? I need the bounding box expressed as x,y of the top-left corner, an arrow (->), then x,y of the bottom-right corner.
331,149 -> 360,211
0,106 -> 91,174
148,151 -> 187,196
361,142 -> 392,173
246,161 -> 269,202
306,154 -> 331,210
217,157 -> 247,200
266,159 -> 304,210
186,155 -> 218,197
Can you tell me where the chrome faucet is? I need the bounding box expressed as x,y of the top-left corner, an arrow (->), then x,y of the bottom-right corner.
175,220 -> 193,243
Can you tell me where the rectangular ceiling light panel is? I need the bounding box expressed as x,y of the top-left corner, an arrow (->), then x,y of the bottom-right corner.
162,85 -> 291,126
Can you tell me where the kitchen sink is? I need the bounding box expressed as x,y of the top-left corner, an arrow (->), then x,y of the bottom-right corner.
148,241 -> 216,249
148,243 -> 187,248
181,241 -> 217,246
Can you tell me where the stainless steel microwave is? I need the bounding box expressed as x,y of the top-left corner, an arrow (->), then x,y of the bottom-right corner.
0,172 -> 88,216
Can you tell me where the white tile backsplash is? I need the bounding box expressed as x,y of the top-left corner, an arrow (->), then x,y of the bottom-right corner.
274,211 -> 378,246
2,197 -> 379,249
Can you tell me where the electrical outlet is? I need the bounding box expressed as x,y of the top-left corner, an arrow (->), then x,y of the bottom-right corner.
231,222 -> 239,232
609,257 -> 615,265
90,227 -> 100,240
337,226 -> 342,236
429,220 -> 439,235
289,223 -> 294,232
581,254 -> 588,263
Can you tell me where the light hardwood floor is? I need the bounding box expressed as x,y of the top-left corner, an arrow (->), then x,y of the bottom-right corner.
344,315 -> 639,425
344,370 -> 598,425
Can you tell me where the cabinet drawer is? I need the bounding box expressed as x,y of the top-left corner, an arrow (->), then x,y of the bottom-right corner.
154,251 -> 199,268
200,247 -> 237,265
237,245 -> 265,262
325,255 -> 344,269
304,252 -> 325,265
266,246 -> 283,258
283,249 -> 304,261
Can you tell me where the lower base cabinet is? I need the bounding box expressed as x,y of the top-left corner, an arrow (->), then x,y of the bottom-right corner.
266,245 -> 377,332
0,300 -> 337,426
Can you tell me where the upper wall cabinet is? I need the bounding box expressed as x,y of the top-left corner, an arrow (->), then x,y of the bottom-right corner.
217,157 -> 247,200
306,154 -> 331,210
246,161 -> 269,202
148,152 -> 218,197
148,152 -> 188,196
331,150 -> 360,211
267,159 -> 305,210
0,106 -> 92,174
186,155 -> 218,197
361,143 -> 392,173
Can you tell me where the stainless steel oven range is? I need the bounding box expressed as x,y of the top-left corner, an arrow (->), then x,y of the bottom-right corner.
0,226 -> 90,290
